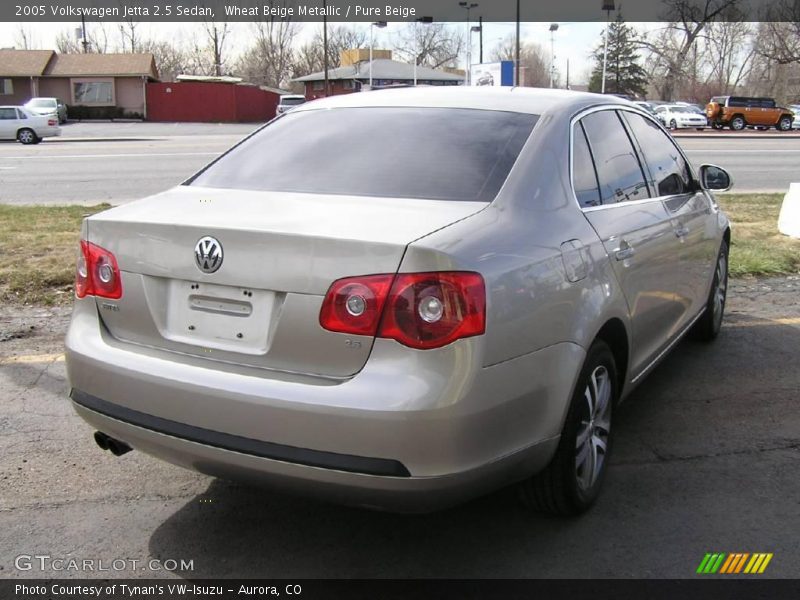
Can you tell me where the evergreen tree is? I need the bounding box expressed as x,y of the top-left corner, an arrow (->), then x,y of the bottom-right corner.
589,15 -> 649,98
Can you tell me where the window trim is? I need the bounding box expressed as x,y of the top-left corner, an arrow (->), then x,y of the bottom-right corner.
569,105 -> 700,213
71,77 -> 115,106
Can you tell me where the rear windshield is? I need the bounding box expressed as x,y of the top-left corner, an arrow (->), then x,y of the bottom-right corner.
280,97 -> 305,106
189,107 -> 538,202
27,99 -> 56,107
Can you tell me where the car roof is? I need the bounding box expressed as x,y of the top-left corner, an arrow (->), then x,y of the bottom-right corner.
291,86 -> 632,117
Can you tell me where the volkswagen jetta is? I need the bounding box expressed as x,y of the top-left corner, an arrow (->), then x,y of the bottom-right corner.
66,88 -> 732,514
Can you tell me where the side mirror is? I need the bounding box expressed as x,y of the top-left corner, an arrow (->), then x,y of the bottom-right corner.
699,164 -> 733,192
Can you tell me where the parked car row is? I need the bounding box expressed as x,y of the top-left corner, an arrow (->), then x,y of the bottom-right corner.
0,105 -> 61,144
630,96 -> 800,132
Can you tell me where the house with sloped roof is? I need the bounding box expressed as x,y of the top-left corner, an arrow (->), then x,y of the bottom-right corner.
0,49 -> 159,117
293,49 -> 463,101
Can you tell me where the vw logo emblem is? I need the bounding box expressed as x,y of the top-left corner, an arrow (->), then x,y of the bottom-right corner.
194,236 -> 223,274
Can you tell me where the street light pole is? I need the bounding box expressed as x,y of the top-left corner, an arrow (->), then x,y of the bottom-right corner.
323,0 -> 329,97
515,0 -> 521,85
601,0 -> 615,94
458,2 -> 478,85
549,23 -> 559,88
413,17 -> 433,86
369,21 -> 387,89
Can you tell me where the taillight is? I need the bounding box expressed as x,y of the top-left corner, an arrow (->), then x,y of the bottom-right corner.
320,272 -> 485,350
75,240 -> 122,299
48,119 -> 57,126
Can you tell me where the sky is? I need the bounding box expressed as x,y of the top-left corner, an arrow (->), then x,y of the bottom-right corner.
0,20 -> 661,85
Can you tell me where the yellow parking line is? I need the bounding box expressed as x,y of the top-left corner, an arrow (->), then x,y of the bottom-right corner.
727,317 -> 800,328
0,352 -> 65,365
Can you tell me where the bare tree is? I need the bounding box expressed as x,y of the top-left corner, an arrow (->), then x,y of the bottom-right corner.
139,40 -> 186,81
118,16 -> 143,53
491,34 -> 549,87
293,24 -> 367,76
637,0 -> 743,100
754,0 -> 800,66
54,24 -> 110,54
701,21 -> 755,94
393,23 -> 464,69
235,16 -> 299,88
15,25 -> 39,49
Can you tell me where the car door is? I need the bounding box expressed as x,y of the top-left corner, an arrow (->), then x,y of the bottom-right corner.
0,107 -> 18,139
620,110 -> 717,334
574,109 -> 684,377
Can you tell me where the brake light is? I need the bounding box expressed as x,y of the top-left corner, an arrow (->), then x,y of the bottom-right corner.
75,240 -> 122,299
320,272 -> 485,349
48,119 -> 57,126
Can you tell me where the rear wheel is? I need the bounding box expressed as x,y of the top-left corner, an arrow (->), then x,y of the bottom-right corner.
730,116 -> 746,131
17,128 -> 38,145
777,115 -> 793,131
692,240 -> 728,341
711,122 -> 723,130
519,340 -> 617,515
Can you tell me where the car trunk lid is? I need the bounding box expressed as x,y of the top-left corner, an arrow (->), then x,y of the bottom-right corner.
86,185 -> 484,378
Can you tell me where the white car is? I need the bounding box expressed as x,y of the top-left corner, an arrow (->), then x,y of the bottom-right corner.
24,97 -> 68,124
789,105 -> 800,130
0,106 -> 61,144
276,95 -> 307,115
654,104 -> 707,130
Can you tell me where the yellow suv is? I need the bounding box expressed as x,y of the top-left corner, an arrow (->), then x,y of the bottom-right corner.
706,96 -> 795,131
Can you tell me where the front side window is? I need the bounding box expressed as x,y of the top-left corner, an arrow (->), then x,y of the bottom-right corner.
579,110 -> 649,205
72,80 -> 114,105
190,107 -> 538,202
621,112 -> 693,197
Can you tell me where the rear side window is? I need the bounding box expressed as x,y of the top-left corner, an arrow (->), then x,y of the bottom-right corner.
621,112 -> 692,197
190,107 -> 538,202
579,110 -> 649,205
572,122 -> 601,208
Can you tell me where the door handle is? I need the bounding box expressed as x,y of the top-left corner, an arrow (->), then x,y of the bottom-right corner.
614,242 -> 635,261
674,226 -> 690,238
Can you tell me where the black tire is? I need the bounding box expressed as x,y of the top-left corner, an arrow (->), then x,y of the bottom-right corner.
519,340 -> 617,516
17,128 -> 38,145
711,122 -> 723,130
777,116 -> 792,131
670,119 -> 678,130
692,240 -> 729,342
730,116 -> 746,131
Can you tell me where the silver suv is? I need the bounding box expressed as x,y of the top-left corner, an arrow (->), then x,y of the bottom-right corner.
66,88 -> 731,515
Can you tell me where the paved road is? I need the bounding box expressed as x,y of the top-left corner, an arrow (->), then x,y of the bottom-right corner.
1,277 -> 799,578
0,123 -> 257,206
0,123 -> 798,205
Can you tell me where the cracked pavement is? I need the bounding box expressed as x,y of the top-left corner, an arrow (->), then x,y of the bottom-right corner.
1,277 -> 799,579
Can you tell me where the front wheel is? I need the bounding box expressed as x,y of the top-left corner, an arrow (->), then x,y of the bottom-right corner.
17,128 -> 38,145
670,119 -> 678,130
519,340 -> 617,515
692,240 -> 729,341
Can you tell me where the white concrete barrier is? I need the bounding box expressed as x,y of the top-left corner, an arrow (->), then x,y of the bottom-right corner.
778,183 -> 800,239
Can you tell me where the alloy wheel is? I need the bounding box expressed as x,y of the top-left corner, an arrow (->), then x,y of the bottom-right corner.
575,365 -> 612,492
713,252 -> 728,329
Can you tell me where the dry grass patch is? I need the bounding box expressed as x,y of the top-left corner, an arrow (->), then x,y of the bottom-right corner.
717,194 -> 800,277
0,204 -> 111,305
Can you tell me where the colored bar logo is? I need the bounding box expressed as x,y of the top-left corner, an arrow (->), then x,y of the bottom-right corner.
697,553 -> 773,574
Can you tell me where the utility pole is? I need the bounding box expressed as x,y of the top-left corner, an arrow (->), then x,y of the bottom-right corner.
601,0 -> 615,94
515,0 -> 521,86
80,15 -> 88,53
459,2 -> 478,85
479,16 -> 483,64
549,23 -> 558,88
323,0 -> 329,97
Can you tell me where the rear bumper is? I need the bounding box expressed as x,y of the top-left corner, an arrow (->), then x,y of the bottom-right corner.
65,298 -> 583,511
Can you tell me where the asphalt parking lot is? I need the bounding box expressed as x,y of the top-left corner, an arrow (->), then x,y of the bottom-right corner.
1,277 -> 799,579
0,122 -> 799,205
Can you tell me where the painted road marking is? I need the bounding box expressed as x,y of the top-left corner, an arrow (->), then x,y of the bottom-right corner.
0,353 -> 65,365
0,152 -> 220,160
726,317 -> 800,328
